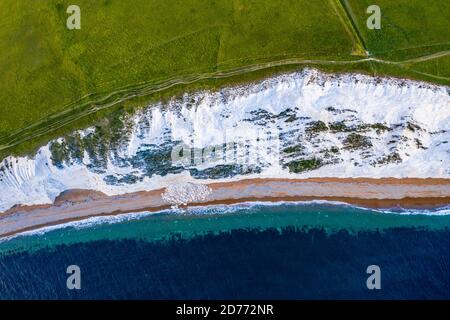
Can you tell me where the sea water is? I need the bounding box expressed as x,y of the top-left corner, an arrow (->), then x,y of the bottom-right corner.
0,202 -> 449,299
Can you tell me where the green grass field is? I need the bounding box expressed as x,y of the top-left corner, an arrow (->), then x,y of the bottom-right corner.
0,0 -> 448,159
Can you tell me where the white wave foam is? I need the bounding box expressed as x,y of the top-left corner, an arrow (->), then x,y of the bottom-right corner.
0,210 -> 172,243
180,200 -> 450,216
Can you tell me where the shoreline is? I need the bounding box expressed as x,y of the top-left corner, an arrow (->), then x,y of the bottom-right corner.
0,178 -> 449,238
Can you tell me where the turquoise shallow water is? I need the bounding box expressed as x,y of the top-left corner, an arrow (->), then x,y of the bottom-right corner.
1,201 -> 449,255
1,202 -> 450,299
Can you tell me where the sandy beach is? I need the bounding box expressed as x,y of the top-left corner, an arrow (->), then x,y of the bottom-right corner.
0,178 -> 449,238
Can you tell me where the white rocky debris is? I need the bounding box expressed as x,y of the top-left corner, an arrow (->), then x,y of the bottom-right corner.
161,183 -> 212,207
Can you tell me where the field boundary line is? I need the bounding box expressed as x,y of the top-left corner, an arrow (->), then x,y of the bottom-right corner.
336,0 -> 369,55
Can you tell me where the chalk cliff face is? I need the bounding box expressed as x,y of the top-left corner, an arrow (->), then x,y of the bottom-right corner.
0,69 -> 449,211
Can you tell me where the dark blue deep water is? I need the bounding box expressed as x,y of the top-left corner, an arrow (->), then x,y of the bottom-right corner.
0,203 -> 449,299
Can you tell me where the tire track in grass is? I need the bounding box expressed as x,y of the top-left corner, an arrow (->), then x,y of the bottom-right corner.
337,0 -> 369,55
330,0 -> 366,56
